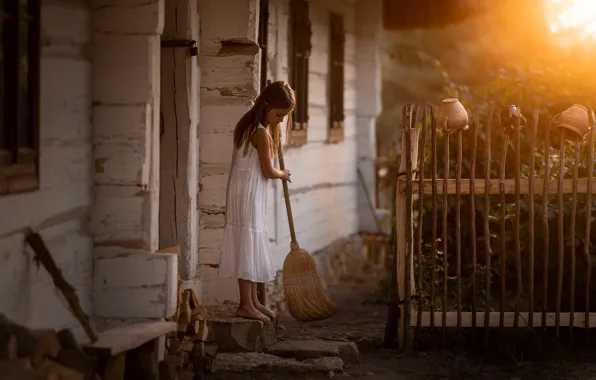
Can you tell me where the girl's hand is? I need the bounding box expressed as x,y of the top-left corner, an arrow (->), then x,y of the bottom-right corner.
280,169 -> 291,183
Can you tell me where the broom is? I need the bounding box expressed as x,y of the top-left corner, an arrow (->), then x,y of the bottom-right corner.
278,143 -> 339,322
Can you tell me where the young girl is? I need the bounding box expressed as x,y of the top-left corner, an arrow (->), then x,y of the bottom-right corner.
218,81 -> 295,323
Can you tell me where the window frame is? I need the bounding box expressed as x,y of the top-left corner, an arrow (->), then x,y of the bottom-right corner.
287,0 -> 311,147
327,11 -> 345,144
0,0 -> 41,196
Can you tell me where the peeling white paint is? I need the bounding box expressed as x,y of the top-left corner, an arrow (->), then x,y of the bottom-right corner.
0,1 -> 93,334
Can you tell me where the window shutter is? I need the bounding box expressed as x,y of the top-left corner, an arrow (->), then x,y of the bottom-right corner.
290,0 -> 310,127
329,13 -> 344,126
288,0 -> 310,146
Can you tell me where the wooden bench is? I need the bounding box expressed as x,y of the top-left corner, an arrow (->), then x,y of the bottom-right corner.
82,321 -> 175,380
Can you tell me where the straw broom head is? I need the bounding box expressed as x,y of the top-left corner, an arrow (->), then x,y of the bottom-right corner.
282,242 -> 339,322
276,135 -> 337,322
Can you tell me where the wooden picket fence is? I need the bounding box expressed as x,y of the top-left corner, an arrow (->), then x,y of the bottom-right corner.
392,103 -> 596,349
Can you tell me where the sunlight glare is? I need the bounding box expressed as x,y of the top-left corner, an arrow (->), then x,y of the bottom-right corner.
547,0 -> 596,41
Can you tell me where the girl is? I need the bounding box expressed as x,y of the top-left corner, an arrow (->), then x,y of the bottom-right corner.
218,81 -> 296,323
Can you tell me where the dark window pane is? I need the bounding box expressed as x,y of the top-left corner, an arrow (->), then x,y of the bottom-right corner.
0,6 -> 5,150
19,12 -> 29,147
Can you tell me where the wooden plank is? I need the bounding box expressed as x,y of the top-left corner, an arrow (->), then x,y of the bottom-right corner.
411,311 -> 596,328
159,0 -> 198,280
401,178 -> 596,195
82,322 -> 175,357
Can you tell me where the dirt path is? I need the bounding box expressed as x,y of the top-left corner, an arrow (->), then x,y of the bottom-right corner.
207,264 -> 596,380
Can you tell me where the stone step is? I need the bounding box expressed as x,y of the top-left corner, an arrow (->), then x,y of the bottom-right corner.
212,352 -> 344,373
266,339 -> 360,365
205,305 -> 277,353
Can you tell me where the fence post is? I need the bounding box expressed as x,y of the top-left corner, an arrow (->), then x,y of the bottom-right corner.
396,105 -> 419,349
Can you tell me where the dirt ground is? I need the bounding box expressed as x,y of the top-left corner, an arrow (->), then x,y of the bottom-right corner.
207,264 -> 596,380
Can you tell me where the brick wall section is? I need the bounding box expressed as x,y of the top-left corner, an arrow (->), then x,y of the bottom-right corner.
0,0 -> 93,336
91,0 -> 177,322
197,0 -> 261,305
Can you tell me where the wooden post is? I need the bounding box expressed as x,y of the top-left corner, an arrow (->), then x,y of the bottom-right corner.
160,0 -> 198,281
396,106 -> 419,349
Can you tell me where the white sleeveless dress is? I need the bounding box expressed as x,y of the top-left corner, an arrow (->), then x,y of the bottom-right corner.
218,125 -> 276,283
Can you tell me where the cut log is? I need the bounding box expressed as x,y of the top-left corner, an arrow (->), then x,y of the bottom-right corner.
0,366 -> 55,380
2,334 -> 17,360
55,348 -> 97,380
189,290 -> 199,310
178,291 -> 191,326
0,316 -> 99,380
190,342 -> 217,376
178,340 -> 194,353
32,330 -> 63,366
0,358 -> 32,371
0,314 -> 39,358
190,307 -> 206,321
38,358 -> 85,380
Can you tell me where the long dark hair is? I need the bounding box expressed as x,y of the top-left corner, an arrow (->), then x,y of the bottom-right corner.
233,81 -> 296,157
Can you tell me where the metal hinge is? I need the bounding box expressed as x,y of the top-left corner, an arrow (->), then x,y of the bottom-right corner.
161,39 -> 198,56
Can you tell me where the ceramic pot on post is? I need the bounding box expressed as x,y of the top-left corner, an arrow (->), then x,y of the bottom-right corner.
553,104 -> 590,141
438,98 -> 468,133
500,105 -> 527,133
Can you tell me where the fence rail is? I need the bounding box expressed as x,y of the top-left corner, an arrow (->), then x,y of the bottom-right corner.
401,178 -> 596,195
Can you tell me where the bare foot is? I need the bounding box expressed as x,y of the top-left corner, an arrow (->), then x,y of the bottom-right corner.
254,301 -> 276,320
236,306 -> 270,323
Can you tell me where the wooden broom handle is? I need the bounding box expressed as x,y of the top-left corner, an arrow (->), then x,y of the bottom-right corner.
277,144 -> 299,249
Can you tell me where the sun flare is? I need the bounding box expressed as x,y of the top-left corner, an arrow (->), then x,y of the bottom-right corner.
547,0 -> 596,40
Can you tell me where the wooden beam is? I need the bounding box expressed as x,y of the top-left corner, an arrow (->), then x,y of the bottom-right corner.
400,178 -> 596,195
395,119 -> 419,349
411,311 -> 596,328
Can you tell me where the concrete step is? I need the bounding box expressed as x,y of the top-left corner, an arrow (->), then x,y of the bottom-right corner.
212,352 -> 344,374
205,305 -> 277,353
267,339 -> 360,365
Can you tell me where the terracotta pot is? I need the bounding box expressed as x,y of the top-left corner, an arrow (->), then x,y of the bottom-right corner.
553,104 -> 590,140
438,98 -> 468,133
500,105 -> 527,132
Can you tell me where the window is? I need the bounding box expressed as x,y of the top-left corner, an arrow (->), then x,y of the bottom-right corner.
288,0 -> 311,147
0,0 -> 40,195
259,0 -> 269,92
328,12 -> 345,143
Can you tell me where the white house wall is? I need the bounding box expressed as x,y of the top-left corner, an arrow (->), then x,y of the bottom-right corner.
266,0 -> 381,269
91,0 -> 177,325
197,0 -> 262,305
0,0 -> 179,336
191,0 -> 381,306
0,1 -> 94,336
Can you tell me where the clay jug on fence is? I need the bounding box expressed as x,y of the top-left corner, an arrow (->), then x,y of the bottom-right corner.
500,105 -> 528,132
553,104 -> 590,140
438,98 -> 468,133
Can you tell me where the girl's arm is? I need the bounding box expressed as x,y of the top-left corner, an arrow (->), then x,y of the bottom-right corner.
253,128 -> 291,181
